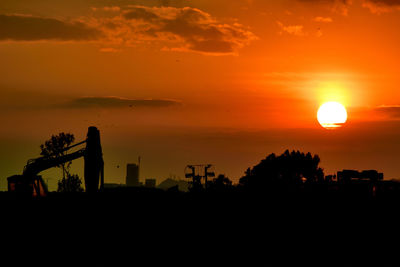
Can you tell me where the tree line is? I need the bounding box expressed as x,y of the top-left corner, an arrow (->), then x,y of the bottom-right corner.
40,132 -> 324,193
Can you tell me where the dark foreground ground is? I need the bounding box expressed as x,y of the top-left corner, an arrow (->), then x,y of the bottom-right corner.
1,186 -> 399,266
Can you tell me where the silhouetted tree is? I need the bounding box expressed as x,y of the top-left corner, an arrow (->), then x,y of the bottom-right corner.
40,132 -> 75,180
208,174 -> 233,192
239,150 -> 324,190
189,175 -> 204,193
57,173 -> 84,193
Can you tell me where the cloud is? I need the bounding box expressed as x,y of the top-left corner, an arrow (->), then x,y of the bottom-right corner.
99,47 -> 120,53
0,89 -> 181,111
362,0 -> 400,14
63,96 -> 181,109
0,14 -> 101,41
106,6 -> 258,55
298,0 -> 400,14
313,16 -> 333,22
348,105 -> 400,121
91,6 -> 121,12
0,6 -> 257,55
372,105 -> 400,119
296,0 -> 352,15
277,21 -> 305,36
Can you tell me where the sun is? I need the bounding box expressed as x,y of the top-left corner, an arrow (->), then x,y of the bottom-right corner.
317,102 -> 348,129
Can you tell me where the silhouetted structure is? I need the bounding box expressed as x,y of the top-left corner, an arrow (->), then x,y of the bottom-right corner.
185,164 -> 215,191
337,170 -> 383,183
126,163 -> 140,187
84,126 -> 104,193
7,126 -> 104,196
104,183 -> 126,189
7,174 -> 47,197
325,174 -> 336,183
157,178 -> 189,192
145,179 -> 156,188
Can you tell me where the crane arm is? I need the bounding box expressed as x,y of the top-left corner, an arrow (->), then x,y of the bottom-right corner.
23,148 -> 86,176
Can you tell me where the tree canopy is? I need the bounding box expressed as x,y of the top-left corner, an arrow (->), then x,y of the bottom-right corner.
40,132 -> 84,193
239,150 -> 324,189
40,132 -> 75,180
208,174 -> 233,192
57,173 -> 84,193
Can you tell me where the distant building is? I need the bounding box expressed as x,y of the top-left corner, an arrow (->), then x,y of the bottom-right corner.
325,175 -> 336,183
126,163 -> 140,187
145,179 -> 156,188
158,178 -> 189,192
337,170 -> 383,183
104,183 -> 126,189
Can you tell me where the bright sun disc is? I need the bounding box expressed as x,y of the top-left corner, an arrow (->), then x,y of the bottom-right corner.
317,102 -> 347,129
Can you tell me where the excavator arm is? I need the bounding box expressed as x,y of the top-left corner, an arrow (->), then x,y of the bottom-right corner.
8,126 -> 104,196
23,148 -> 86,177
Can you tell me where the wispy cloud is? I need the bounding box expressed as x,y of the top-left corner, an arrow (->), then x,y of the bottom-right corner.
296,0 -> 352,15
63,96 -> 182,109
313,16 -> 333,22
0,91 -> 182,111
99,47 -> 120,53
372,105 -> 400,119
298,0 -> 400,14
277,21 -> 305,36
362,0 -> 400,14
348,105 -> 400,121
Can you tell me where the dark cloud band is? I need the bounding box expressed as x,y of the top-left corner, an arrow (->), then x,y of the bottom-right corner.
373,106 -> 400,119
0,14 -> 101,41
0,7 -> 257,55
120,6 -> 257,54
64,96 -> 181,109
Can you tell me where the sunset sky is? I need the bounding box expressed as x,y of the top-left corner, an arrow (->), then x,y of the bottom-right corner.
2,0 -> 400,190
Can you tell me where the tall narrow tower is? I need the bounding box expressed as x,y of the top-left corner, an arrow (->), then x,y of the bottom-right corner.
84,126 -> 104,193
126,163 -> 139,187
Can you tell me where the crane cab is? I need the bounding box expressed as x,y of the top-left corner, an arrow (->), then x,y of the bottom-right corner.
7,175 -> 47,197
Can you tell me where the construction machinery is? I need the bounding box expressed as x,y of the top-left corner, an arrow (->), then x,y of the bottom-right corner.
7,126 -> 104,196
185,164 -> 215,190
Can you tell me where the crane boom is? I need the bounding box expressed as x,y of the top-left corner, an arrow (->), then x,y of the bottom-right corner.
7,126 -> 104,196
23,148 -> 86,177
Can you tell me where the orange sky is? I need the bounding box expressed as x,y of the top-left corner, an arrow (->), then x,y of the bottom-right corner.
1,0 -> 400,190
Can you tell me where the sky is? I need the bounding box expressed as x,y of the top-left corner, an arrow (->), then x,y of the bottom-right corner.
2,0 -> 400,190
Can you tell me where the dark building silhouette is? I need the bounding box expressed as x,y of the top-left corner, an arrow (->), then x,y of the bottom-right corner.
126,163 -> 139,187
145,179 -> 156,188
325,174 -> 336,183
158,178 -> 189,192
337,169 -> 383,183
104,183 -> 126,189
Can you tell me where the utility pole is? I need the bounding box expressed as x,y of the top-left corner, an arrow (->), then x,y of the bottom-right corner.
185,164 -> 215,191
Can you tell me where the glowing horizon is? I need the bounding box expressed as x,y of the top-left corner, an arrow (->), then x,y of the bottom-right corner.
2,0 -> 400,190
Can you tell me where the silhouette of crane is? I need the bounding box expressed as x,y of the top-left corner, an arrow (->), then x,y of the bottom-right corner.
7,126 -> 104,196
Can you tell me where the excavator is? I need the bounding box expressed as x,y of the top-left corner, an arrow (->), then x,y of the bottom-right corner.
7,126 -> 104,196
